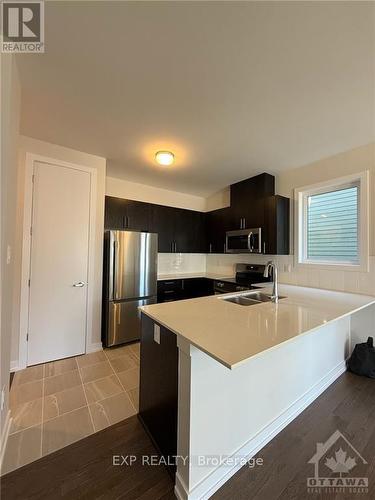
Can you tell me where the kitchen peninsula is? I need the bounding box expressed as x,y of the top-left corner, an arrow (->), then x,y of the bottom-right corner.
139,285 -> 375,500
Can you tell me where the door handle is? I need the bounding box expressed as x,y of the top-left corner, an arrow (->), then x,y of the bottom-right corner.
113,240 -> 117,298
73,281 -> 85,287
248,232 -> 254,252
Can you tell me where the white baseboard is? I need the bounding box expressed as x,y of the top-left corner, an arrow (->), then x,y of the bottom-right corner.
0,411 -> 12,472
177,360 -> 346,500
86,342 -> 103,353
10,360 -> 21,372
10,343 -> 103,370
175,473 -> 189,500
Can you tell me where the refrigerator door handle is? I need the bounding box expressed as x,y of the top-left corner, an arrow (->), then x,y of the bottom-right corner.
113,240 -> 117,299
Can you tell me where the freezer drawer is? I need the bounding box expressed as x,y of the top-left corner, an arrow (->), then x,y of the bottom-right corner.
107,297 -> 156,346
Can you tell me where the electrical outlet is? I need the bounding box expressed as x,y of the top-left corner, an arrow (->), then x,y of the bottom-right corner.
0,386 -> 5,411
154,324 -> 161,344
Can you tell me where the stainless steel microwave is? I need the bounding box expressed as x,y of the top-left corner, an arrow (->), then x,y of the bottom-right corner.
225,228 -> 262,253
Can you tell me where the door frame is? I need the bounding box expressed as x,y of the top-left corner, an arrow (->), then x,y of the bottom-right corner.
19,153 -> 98,368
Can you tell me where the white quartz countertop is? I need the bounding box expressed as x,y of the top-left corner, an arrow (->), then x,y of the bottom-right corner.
140,284 -> 375,369
157,272 -> 234,281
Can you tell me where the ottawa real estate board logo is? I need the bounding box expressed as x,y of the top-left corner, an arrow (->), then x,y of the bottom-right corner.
307,430 -> 368,494
1,1 -> 44,53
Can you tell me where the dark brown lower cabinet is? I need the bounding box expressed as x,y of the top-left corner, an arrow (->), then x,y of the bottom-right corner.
157,278 -> 214,303
139,314 -> 178,477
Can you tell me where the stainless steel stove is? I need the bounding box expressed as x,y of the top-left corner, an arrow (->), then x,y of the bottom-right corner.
213,263 -> 271,294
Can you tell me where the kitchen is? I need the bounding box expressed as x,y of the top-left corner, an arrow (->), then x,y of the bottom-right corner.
1,2 -> 375,499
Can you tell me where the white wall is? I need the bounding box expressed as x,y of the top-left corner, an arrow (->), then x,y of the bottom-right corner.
350,304 -> 375,349
277,143 -> 375,255
205,188 -> 230,212
0,55 -> 21,440
106,176 -> 206,212
11,137 -> 106,368
207,144 -> 375,296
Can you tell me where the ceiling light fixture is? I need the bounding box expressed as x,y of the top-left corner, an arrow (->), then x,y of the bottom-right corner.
155,151 -> 174,166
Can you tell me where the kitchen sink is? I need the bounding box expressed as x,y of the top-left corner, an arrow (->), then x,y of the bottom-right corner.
221,291 -> 286,306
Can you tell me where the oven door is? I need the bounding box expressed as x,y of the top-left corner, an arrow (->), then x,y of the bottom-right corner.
226,228 -> 262,253
213,280 -> 250,294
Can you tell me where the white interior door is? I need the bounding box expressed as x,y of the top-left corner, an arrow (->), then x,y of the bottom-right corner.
28,161 -> 91,366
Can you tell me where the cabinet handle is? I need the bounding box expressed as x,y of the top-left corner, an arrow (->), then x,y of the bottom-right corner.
209,243 -> 212,253
174,241 -> 177,252
243,217 -> 246,229
263,241 -> 266,254
126,216 -> 129,228
170,241 -> 173,252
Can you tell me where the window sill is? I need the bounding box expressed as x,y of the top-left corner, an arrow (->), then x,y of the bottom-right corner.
295,259 -> 369,273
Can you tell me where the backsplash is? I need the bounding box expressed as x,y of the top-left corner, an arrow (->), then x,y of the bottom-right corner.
158,253 -> 206,275
206,254 -> 375,296
157,252 -> 375,296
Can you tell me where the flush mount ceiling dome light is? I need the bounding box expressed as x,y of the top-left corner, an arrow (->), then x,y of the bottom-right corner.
155,151 -> 175,166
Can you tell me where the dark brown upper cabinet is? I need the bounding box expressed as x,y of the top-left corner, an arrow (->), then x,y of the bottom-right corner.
263,195 -> 290,255
206,207 -> 231,253
228,173 -> 275,230
104,172 -> 290,255
149,204 -> 175,252
149,205 -> 206,253
104,197 -> 150,232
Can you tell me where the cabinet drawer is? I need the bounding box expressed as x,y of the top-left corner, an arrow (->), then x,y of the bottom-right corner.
157,279 -> 183,293
157,279 -> 184,303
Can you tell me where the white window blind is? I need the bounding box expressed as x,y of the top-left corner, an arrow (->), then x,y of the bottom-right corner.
306,186 -> 359,263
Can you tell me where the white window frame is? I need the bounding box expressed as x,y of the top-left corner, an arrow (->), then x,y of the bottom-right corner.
294,171 -> 369,272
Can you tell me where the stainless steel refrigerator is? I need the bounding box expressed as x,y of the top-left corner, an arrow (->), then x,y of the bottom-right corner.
102,230 -> 158,347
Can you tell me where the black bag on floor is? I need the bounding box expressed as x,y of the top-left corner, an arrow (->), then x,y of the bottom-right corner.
347,337 -> 375,378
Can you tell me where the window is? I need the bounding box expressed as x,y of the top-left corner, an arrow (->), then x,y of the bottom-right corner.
295,172 -> 369,270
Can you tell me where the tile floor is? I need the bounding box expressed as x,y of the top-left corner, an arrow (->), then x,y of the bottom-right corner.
1,342 -> 140,475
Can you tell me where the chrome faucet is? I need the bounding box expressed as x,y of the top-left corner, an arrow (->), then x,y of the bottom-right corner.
263,261 -> 279,302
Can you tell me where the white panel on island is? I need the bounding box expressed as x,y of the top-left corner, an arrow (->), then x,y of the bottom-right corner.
140,285 -> 375,500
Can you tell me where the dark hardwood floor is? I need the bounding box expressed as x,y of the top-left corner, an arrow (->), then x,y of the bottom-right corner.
213,372 -> 375,500
2,372 -> 374,500
1,415 -> 175,500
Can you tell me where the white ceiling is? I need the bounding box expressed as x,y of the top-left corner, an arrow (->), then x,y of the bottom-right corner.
17,1 -> 375,196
